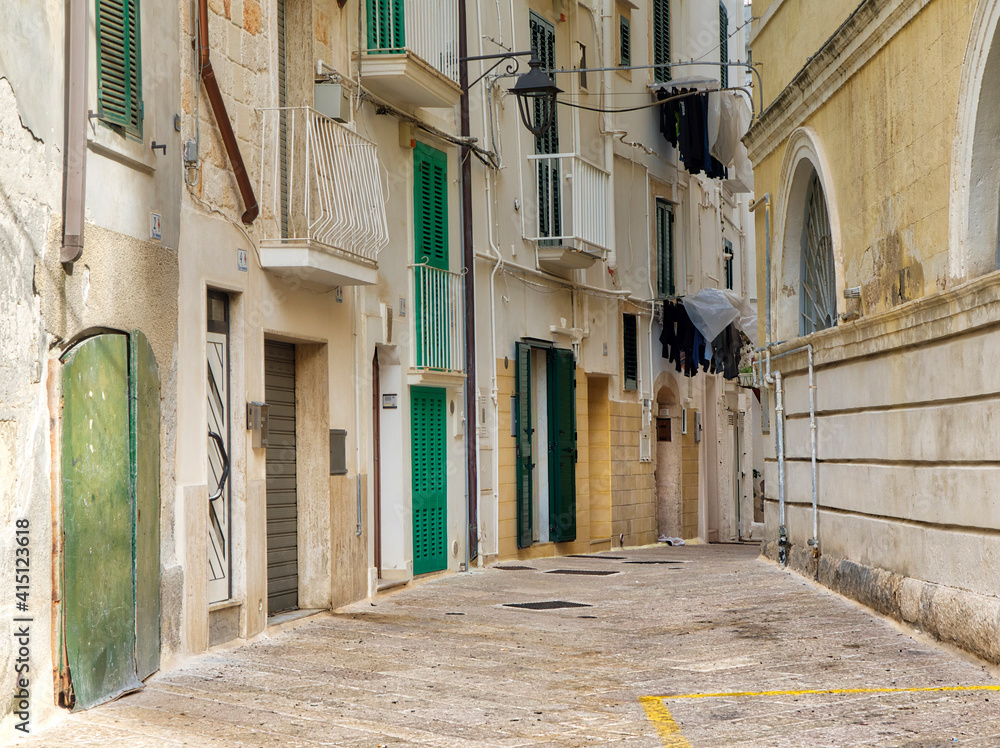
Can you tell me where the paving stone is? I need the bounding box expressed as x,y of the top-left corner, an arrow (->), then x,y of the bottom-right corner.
19,545 -> 1000,746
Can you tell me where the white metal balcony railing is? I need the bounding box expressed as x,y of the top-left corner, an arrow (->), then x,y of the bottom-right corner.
259,107 -> 389,263
365,0 -> 460,83
410,263 -> 465,373
526,154 -> 611,253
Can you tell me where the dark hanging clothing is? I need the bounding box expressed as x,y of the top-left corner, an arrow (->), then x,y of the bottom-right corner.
711,322 -> 742,380
657,88 -> 681,148
657,89 -> 729,180
661,302 -> 743,380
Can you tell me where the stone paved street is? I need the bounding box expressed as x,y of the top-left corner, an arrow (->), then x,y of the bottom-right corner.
20,545 -> 1000,747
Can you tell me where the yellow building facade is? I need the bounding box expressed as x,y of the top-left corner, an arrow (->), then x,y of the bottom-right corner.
748,0 -> 1000,662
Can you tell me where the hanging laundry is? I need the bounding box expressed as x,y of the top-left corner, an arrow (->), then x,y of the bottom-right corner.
710,322 -> 743,380
657,88 -> 727,180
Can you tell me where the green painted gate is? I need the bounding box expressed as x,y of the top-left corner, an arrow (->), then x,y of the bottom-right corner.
61,331 -> 160,710
411,386 -> 447,575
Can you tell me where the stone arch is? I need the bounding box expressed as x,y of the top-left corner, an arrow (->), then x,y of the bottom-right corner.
950,0 -> 1000,280
773,127 -> 845,341
653,373 -> 683,540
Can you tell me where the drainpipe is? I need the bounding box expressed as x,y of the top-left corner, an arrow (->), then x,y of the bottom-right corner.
198,0 -> 258,224
458,0 -> 478,569
62,0 -> 88,265
774,369 -> 787,566
748,193 -> 771,345
807,344 -> 819,577
601,0 -> 619,284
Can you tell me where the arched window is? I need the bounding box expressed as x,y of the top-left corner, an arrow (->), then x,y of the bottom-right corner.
800,173 -> 836,334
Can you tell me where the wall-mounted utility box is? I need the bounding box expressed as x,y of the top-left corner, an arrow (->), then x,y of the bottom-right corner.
315,82 -> 351,123
330,429 -> 348,475
247,401 -> 269,449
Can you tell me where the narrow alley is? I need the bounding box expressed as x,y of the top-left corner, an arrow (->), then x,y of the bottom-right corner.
22,546 -> 1000,747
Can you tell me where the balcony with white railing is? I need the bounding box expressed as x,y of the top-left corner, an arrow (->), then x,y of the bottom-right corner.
409,263 -> 465,377
361,0 -> 461,109
525,154 -> 611,271
258,107 -> 389,287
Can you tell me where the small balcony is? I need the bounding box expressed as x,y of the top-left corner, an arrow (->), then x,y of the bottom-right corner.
409,263 -> 465,379
525,154 -> 611,272
258,107 -> 389,288
361,0 -> 461,109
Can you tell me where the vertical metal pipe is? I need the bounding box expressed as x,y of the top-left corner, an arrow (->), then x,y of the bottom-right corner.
459,0 -> 479,567
62,0 -> 89,265
774,369 -> 787,566
808,344 -> 819,576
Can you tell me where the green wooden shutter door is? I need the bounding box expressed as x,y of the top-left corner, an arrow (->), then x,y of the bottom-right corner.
411,387 -> 447,574
719,2 -> 729,88
653,0 -> 671,83
530,14 -> 561,241
414,142 -> 448,270
656,200 -> 675,297
96,0 -> 142,137
515,342 -> 533,549
366,0 -> 405,51
130,331 -> 160,681
62,335 -> 142,710
547,348 -> 577,543
619,16 -> 631,67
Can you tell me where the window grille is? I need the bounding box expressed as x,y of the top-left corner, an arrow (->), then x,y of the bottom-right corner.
801,173 -> 837,335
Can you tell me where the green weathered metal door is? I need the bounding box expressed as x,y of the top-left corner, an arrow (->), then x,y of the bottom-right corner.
411,386 -> 447,575
547,347 -> 577,543
61,331 -> 160,710
515,342 -> 534,549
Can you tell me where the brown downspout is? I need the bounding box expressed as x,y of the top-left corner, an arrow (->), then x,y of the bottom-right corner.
198,0 -> 259,224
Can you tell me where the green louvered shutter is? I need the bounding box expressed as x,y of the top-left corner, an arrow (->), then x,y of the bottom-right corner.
548,348 -> 577,543
623,314 -> 638,391
366,0 -> 405,51
619,16 -> 631,67
656,199 -> 675,297
653,0 -> 670,83
515,342 -> 533,549
719,1 -> 729,88
96,0 -> 143,138
414,142 -> 448,269
529,13 -> 561,242
411,387 -> 447,575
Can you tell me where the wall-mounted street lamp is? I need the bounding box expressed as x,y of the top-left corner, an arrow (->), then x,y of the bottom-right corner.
460,50 -> 562,139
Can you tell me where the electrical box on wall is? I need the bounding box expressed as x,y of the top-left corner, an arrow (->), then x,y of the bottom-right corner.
330,429 -> 348,475
247,401 -> 269,449
314,82 -> 351,123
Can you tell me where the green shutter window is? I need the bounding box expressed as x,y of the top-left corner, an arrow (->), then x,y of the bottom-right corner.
719,1 -> 729,88
656,199 -> 675,297
653,0 -> 671,83
413,142 -> 448,269
530,13 -> 562,243
547,347 -> 577,543
366,0 -> 405,52
411,387 -> 447,575
515,342 -> 534,549
96,0 -> 143,139
623,314 -> 638,391
619,16 -> 631,67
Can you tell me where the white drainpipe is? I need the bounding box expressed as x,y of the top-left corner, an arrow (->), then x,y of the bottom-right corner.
774,369 -> 787,566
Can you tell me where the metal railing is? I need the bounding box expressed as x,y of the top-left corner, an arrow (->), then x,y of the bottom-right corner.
259,107 -> 389,263
365,0 -> 460,83
526,153 -> 610,252
410,263 -> 465,373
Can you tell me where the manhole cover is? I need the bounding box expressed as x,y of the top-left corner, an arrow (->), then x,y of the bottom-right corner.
494,565 -> 536,571
545,569 -> 620,576
624,560 -> 684,565
567,555 -> 626,560
504,600 -> 592,610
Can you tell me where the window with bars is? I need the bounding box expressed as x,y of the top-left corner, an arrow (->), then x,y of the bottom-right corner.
96,0 -> 143,139
623,313 -> 638,391
719,1 -> 729,88
653,0 -> 670,83
656,199 -> 675,297
619,15 -> 631,67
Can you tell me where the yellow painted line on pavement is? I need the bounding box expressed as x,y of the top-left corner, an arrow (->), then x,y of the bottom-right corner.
639,696 -> 692,748
654,684 -> 1000,700
640,685 -> 1000,746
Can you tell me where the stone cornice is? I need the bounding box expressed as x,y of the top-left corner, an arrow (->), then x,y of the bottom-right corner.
745,0 -> 930,164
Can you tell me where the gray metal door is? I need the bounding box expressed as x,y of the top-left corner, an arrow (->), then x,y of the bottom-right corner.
265,340 -> 298,614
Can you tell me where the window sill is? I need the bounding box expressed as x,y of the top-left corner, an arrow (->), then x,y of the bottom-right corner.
87,121 -> 156,174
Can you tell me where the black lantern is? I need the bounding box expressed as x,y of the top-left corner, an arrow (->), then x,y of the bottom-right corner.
509,53 -> 562,139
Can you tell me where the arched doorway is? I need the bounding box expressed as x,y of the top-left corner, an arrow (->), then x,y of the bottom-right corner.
654,381 -> 682,540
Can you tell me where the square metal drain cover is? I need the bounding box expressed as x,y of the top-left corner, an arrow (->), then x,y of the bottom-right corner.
567,555 -> 626,560
545,569 -> 620,576
624,560 -> 684,565
504,600 -> 592,610
494,565 -> 536,571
